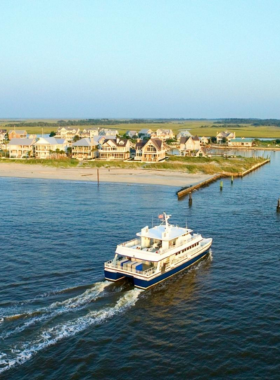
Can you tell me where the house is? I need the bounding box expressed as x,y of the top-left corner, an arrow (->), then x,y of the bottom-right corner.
8,130 -> 27,139
228,138 -> 254,147
138,129 -> 153,138
7,138 -> 36,158
98,138 -> 131,160
56,127 -> 80,141
176,130 -> 192,140
216,130 -> 235,144
135,138 -> 168,162
34,137 -> 68,159
151,129 -> 174,141
80,128 -> 99,138
99,128 -> 119,137
200,136 -> 209,145
126,130 -> 138,138
72,138 -> 99,160
179,136 -> 201,155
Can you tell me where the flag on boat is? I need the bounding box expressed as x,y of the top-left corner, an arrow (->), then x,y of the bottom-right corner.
158,214 -> 164,219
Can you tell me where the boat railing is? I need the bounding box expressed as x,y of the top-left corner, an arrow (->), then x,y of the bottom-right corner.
104,261 -> 157,277
117,238 -> 141,248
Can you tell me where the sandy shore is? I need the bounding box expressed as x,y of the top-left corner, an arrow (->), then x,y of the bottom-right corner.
0,163 -> 212,187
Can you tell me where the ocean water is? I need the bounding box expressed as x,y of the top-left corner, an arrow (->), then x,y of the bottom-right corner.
0,152 -> 280,379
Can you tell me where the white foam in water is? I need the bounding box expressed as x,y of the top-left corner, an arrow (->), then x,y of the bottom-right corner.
0,288 -> 141,374
2,282 -> 109,339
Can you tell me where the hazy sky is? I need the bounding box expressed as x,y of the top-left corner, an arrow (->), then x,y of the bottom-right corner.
1,0 -> 280,118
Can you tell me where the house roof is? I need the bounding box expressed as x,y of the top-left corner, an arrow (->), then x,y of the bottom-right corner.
139,129 -> 151,134
230,138 -> 253,142
192,135 -> 200,141
35,137 -> 65,145
103,138 -> 128,147
180,136 -> 190,144
8,138 -> 35,146
72,138 -> 99,147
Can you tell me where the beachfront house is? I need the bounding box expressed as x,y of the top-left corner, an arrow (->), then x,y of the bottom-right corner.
135,138 -> 168,162
35,137 -> 68,159
72,138 -> 99,160
56,127 -> 80,141
179,136 -> 201,155
151,129 -> 174,141
138,129 -> 152,139
8,130 -> 27,140
98,138 -> 131,160
228,138 -> 254,147
216,130 -> 235,144
125,130 -> 138,139
7,138 -> 36,158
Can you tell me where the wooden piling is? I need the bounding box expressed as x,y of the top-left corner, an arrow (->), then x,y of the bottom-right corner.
97,168 -> 100,185
177,158 -> 270,199
277,198 -> 280,212
231,176 -> 233,185
189,192 -> 192,206
220,181 -> 223,191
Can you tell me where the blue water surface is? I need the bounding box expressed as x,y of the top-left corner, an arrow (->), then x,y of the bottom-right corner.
0,152 -> 279,379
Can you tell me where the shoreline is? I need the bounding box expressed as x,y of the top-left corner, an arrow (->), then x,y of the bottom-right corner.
0,163 -> 213,187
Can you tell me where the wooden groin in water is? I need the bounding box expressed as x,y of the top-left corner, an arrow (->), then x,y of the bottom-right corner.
177,158 -> 270,199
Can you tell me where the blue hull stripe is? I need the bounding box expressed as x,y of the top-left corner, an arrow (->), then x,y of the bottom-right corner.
104,249 -> 209,288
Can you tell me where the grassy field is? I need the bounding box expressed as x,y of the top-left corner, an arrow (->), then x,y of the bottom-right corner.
1,119 -> 280,138
0,156 -> 267,175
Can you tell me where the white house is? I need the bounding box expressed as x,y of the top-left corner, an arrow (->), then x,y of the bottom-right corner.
179,136 -> 201,155
216,131 -> 235,144
151,129 -> 174,141
35,137 -> 68,159
80,128 -> 99,138
72,138 -> 99,160
99,128 -> 119,136
56,127 -> 80,141
98,138 -> 131,160
176,130 -> 192,140
8,138 -> 36,158
126,130 -> 138,138
200,136 -> 209,145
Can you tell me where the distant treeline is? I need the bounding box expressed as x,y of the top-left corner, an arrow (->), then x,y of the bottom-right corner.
3,118 -> 205,128
215,119 -> 280,127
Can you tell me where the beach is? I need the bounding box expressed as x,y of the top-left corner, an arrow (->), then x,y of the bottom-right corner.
0,163 -> 212,187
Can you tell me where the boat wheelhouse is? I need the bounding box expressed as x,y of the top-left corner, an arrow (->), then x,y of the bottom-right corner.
104,213 -> 212,289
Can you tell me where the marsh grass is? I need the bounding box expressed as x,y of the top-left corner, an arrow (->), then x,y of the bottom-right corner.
0,156 -> 267,174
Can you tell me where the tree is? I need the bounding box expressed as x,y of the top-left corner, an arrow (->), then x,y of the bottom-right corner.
73,135 -> 81,142
49,131 -> 56,137
210,136 -> 217,143
221,137 -> 227,144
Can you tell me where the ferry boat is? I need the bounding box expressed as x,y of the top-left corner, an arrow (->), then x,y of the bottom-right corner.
104,213 -> 212,289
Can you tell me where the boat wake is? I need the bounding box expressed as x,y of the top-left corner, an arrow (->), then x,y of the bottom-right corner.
0,288 -> 141,374
1,282 -> 110,339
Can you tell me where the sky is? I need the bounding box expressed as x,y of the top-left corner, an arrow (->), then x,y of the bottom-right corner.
0,0 -> 280,119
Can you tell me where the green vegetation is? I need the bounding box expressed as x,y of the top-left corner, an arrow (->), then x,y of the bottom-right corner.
1,119 -> 280,138
0,158 -> 79,168
0,155 -> 268,174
